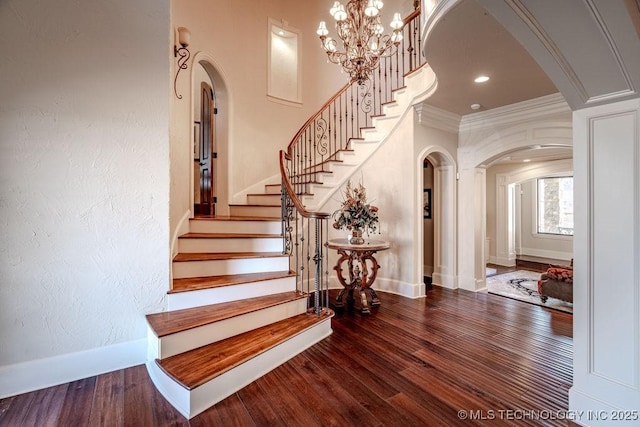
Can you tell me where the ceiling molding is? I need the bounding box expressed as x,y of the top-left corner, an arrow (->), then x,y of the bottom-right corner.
413,103 -> 461,133
459,92 -> 570,133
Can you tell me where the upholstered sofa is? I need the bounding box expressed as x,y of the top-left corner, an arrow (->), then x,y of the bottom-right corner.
538,262 -> 573,304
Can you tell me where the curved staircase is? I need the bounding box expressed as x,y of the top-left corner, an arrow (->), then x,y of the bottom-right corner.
145,211 -> 333,419
145,5 -> 427,419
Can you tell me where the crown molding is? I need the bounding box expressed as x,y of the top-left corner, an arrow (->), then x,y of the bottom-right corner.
459,92 -> 570,133
413,102 -> 461,133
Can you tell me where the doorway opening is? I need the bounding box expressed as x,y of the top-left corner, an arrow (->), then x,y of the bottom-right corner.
419,148 -> 457,290
194,81 -> 216,216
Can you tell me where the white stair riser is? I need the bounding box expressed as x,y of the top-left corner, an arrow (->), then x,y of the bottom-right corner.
229,205 -> 281,217
189,219 -> 281,234
146,317 -> 333,419
154,299 -> 307,359
172,256 -> 289,279
178,237 -> 283,253
247,194 -> 281,205
264,185 -> 281,195
167,276 -> 297,310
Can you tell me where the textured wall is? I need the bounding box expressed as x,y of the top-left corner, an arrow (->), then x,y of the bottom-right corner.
0,0 -> 170,366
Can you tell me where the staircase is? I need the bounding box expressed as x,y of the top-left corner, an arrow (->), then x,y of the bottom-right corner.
145,196 -> 333,419
146,5 -> 426,420
291,65 -> 437,211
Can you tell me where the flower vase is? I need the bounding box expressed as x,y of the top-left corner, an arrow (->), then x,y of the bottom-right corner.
349,228 -> 365,245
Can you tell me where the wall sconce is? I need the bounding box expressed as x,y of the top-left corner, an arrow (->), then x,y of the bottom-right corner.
174,26 -> 191,99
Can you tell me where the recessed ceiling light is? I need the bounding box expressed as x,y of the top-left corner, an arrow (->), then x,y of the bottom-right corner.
474,75 -> 490,83
523,159 -> 531,162
470,103 -> 481,110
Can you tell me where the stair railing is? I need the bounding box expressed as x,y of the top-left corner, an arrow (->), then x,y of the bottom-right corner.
280,151 -> 331,317
279,6 -> 424,316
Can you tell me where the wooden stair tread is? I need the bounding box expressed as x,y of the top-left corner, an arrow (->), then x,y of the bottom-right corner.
180,232 -> 281,239
156,309 -> 334,390
191,215 -> 280,221
173,251 -> 287,262
170,270 -> 295,294
229,203 -> 280,207
146,291 -> 306,337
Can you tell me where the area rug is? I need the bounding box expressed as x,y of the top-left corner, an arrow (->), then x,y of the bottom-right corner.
486,270 -> 573,314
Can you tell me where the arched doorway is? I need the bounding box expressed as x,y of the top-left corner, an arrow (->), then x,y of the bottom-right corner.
418,147 -> 457,290
190,56 -> 230,217
457,117 -> 573,291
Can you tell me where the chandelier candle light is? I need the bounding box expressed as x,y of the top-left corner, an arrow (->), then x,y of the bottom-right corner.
317,0 -> 404,84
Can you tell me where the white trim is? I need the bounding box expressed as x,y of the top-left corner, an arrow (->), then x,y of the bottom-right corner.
374,277 -> 426,299
489,255 -> 516,267
459,93 -> 570,133
171,209 -> 191,259
0,339 -> 146,399
147,318 -> 332,419
520,247 -> 573,262
432,272 -> 458,289
327,275 -> 426,299
413,102 -> 461,133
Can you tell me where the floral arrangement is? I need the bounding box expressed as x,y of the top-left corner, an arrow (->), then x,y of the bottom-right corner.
332,180 -> 379,234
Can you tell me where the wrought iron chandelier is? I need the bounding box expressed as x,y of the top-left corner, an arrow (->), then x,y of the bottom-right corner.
317,0 -> 404,84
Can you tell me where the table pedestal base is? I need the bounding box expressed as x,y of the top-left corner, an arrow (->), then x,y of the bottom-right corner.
332,247 -> 383,315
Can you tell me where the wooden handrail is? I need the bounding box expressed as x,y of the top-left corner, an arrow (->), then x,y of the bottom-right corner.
278,6 -> 422,317
279,150 -> 330,219
280,6 -> 423,220
285,83 -> 350,155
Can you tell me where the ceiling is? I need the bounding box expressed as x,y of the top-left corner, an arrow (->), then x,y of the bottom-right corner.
421,0 -> 558,116
420,0 -> 640,165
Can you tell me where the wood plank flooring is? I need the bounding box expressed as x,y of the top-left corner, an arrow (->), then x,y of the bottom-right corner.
0,287 -> 573,426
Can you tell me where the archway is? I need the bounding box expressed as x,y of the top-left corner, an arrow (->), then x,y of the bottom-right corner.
190,54 -> 231,217
457,117 -> 573,291
417,147 -> 457,289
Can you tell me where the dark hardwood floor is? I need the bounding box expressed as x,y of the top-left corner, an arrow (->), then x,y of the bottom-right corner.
0,287 -> 573,426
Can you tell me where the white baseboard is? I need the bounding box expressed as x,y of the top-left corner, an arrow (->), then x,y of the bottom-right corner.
432,272 -> 457,289
375,277 -> 426,298
0,338 -> 146,399
520,247 -> 572,262
327,275 -> 425,299
489,255 -> 516,267
569,387 -> 638,426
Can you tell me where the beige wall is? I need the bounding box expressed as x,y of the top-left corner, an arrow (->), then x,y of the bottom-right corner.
0,0 -> 170,394
170,0 -> 412,236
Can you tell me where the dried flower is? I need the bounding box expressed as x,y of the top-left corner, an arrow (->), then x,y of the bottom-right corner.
332,180 -> 379,234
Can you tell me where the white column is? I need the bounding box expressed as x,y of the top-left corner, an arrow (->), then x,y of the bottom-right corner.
457,167 -> 486,291
495,174 -> 517,266
433,165 -> 457,288
570,98 -> 640,424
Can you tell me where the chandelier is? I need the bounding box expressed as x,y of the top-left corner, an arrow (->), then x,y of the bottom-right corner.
317,0 -> 404,84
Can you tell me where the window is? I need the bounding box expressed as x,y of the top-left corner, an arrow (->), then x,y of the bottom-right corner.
537,177 -> 574,236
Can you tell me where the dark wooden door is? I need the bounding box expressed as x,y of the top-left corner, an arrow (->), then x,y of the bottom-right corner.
197,82 -> 215,215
